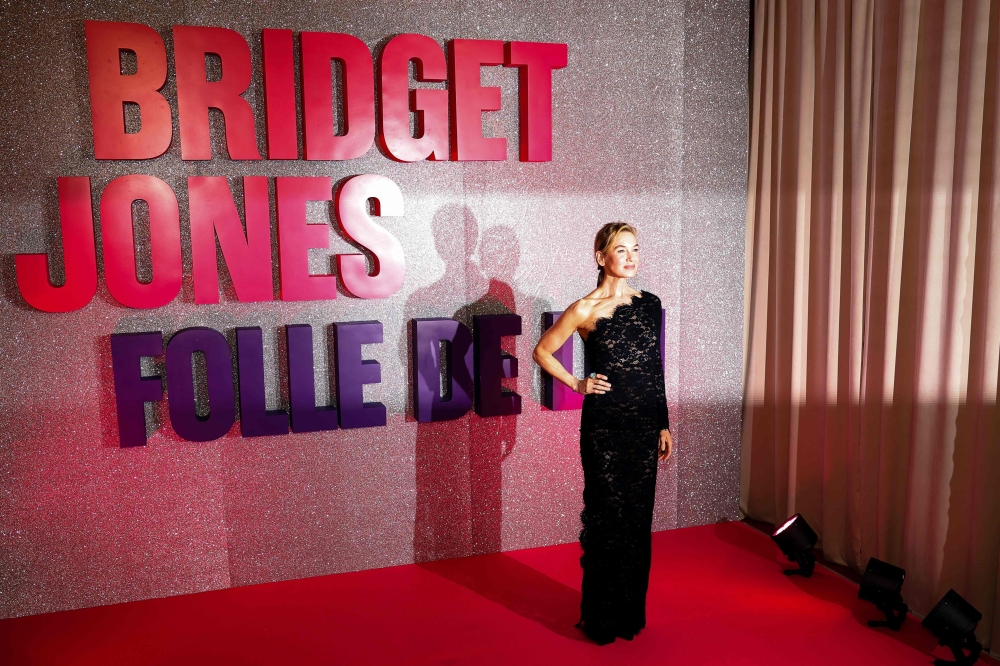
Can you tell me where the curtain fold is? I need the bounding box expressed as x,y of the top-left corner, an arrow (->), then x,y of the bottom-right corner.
743,0 -> 1000,651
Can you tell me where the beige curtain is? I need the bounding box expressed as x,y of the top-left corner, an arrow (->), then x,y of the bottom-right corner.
743,0 -> 1000,651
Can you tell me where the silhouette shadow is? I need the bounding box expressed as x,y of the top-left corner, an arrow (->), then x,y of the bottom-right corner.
404,208 -> 534,561
455,225 -> 523,556
404,205 -> 482,561
404,210 -> 578,640
419,553 -> 587,642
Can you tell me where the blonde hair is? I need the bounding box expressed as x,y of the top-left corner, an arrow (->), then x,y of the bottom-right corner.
594,222 -> 637,286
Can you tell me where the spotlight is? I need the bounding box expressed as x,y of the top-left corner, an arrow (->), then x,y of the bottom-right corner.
858,557 -> 908,630
770,513 -> 817,577
922,589 -> 982,666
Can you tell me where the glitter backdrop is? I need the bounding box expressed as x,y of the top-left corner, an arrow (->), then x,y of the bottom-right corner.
0,0 -> 748,617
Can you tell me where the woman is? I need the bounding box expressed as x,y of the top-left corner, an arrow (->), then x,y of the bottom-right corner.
532,222 -> 673,645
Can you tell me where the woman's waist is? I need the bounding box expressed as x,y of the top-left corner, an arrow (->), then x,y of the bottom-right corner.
584,364 -> 661,383
582,383 -> 662,403
581,394 -> 663,419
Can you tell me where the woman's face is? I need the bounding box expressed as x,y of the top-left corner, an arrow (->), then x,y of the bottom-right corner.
597,231 -> 639,280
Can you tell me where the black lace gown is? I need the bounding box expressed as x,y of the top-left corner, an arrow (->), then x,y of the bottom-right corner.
577,290 -> 669,644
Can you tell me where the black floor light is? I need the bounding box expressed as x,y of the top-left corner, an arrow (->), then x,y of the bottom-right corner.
922,589 -> 982,666
858,557 -> 908,630
770,514 -> 817,577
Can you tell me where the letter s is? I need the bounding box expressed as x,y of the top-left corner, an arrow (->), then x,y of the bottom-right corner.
334,175 -> 405,299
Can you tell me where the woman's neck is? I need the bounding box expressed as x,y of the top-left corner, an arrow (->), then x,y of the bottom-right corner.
599,276 -> 634,298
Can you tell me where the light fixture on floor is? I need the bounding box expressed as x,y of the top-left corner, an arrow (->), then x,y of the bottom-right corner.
858,557 -> 908,630
922,589 -> 982,666
770,513 -> 817,577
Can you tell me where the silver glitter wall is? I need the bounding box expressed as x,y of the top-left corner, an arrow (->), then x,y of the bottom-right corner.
0,0 -> 748,617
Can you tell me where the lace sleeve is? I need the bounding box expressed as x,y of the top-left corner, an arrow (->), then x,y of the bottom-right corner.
654,301 -> 669,431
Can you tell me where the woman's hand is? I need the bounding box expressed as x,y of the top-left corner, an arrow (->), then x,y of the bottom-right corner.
658,429 -> 673,461
575,373 -> 611,395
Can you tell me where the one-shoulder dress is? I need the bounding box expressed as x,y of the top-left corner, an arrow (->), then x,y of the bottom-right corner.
577,290 -> 669,644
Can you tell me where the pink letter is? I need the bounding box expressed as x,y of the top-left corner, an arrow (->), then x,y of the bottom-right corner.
173,25 -> 261,160
505,42 -> 567,162
262,29 -> 297,160
276,177 -> 337,301
100,175 -> 182,309
84,21 -> 172,159
301,32 -> 375,160
379,34 -> 448,162
189,176 -> 274,304
15,177 -> 98,312
335,175 -> 405,299
449,40 -> 505,161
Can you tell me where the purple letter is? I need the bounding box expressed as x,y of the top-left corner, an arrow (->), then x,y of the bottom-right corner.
285,324 -> 339,433
411,318 -> 474,422
165,327 -> 236,442
333,321 -> 386,429
236,327 -> 289,437
541,311 -> 588,411
473,314 -> 521,417
110,332 -> 164,448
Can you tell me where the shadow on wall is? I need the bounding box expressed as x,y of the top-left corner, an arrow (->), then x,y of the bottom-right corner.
404,206 -> 537,561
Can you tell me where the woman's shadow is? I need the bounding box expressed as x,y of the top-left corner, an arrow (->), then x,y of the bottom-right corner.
419,552 -> 587,642
404,206 -> 524,561
402,205 -> 483,562
404,206 -> 586,641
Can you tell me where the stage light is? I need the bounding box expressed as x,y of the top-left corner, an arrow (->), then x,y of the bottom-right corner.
770,513 -> 817,577
921,589 -> 983,665
858,557 -> 908,630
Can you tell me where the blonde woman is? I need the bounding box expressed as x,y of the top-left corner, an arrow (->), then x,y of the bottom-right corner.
533,222 -> 672,644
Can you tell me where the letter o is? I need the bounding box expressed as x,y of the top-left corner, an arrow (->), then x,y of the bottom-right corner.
100,175 -> 182,308
165,327 -> 236,442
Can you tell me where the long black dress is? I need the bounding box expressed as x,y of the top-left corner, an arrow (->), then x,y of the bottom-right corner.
577,290 -> 669,644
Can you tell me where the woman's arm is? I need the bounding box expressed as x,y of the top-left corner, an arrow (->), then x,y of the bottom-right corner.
532,302 -> 611,395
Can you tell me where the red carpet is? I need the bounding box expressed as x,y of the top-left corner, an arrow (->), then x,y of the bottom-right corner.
2,520 -> 996,665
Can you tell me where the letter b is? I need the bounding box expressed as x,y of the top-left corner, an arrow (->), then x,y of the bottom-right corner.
85,21 -> 172,159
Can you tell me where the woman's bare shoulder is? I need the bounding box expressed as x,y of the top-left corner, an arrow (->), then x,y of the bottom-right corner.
565,291 -> 605,318
558,298 -> 588,325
